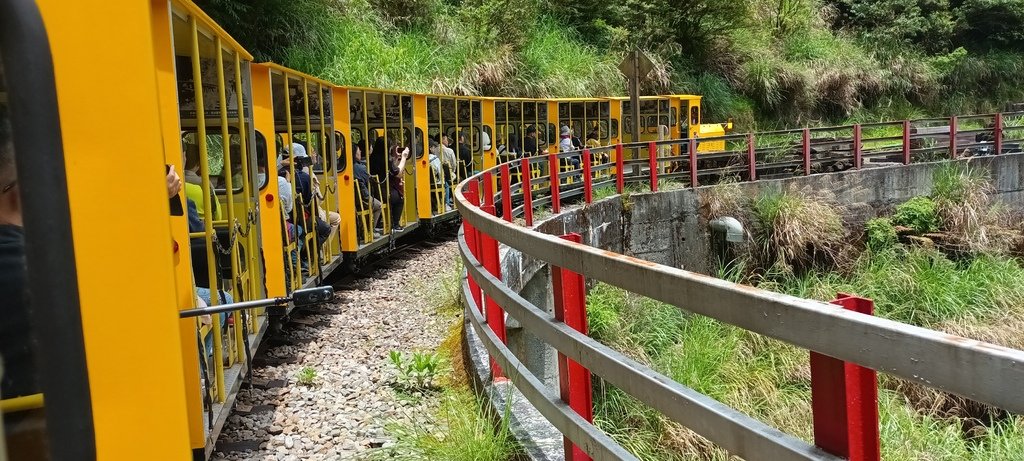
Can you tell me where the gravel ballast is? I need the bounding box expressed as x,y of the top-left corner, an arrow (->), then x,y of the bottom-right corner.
212,240 -> 459,461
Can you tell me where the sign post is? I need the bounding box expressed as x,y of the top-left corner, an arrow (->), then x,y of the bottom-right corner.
619,48 -> 653,169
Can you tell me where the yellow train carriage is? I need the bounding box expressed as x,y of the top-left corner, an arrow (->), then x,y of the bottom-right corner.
554,98 -> 617,148
259,63 -> 342,292
1,0 -> 210,458
344,86 -> 421,239
611,95 -> 732,156
164,1 -> 270,457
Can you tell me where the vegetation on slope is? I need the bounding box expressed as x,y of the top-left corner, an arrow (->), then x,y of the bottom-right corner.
199,0 -> 1024,127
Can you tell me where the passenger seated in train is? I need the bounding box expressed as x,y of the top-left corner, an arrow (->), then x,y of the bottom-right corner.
352,141 -> 382,237
277,166 -> 304,281
183,143 -> 223,220
571,128 -> 583,151
586,127 -> 609,164
295,141 -> 341,238
167,165 -> 231,362
457,131 -> 473,178
387,146 -> 410,231
523,124 -> 547,156
481,130 -> 491,153
283,142 -> 331,248
559,125 -> 582,170
0,106 -> 47,456
370,136 -> 389,186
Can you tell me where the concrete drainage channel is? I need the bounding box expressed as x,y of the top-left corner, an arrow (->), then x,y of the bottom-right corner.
461,153 -> 1024,460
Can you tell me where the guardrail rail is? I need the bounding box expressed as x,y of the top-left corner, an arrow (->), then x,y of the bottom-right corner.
455,112 -> 1024,461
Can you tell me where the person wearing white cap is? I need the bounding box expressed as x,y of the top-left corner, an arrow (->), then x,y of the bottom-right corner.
558,126 -> 581,174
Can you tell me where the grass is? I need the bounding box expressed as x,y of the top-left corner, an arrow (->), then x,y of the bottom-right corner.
371,388 -> 520,461
278,3 -> 622,98
764,248 -> 1024,326
591,185 -> 619,202
749,189 -> 845,272
588,281 -> 1024,460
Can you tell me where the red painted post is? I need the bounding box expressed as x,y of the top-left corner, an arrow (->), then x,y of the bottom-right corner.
463,180 -> 482,312
902,120 -> 911,165
552,233 -> 593,461
647,141 -> 658,192
521,158 -> 533,227
853,124 -> 863,170
747,133 -> 757,181
615,144 -> 624,194
583,149 -> 593,204
479,204 -> 506,381
810,293 -> 880,461
482,171 -> 495,208
802,127 -> 812,176
500,163 -> 512,222
949,116 -> 958,159
549,152 -> 561,214
995,113 -> 1004,155
688,137 -> 698,188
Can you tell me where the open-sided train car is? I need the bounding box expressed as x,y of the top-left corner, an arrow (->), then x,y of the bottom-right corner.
1,1 -> 732,459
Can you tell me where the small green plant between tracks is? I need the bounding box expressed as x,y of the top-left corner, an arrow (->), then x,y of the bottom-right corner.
295,366 -> 317,387
389,350 -> 442,390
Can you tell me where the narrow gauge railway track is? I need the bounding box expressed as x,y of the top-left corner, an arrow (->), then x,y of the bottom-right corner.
211,231 -> 458,460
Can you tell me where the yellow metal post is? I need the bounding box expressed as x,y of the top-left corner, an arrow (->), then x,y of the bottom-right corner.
251,65 -> 287,297
414,94 -> 431,220
190,17 -> 226,401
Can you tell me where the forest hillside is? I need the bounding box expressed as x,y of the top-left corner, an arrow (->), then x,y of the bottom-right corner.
199,0 -> 1024,128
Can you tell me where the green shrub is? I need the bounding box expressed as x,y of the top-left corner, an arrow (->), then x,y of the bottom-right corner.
866,218 -> 898,250
892,196 -> 939,233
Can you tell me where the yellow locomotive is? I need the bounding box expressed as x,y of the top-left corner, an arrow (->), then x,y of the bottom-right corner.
0,1 -> 723,458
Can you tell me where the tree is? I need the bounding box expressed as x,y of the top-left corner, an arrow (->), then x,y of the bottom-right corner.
622,0 -> 749,64
827,0 -> 954,53
955,0 -> 1024,50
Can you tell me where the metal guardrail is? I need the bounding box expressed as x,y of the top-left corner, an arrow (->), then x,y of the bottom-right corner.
455,112 -> 1024,460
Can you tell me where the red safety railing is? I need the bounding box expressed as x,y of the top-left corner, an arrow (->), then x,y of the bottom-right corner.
456,110 -> 1024,461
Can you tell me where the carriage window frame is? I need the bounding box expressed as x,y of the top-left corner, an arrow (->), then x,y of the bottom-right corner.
335,131 -> 347,173
181,128 -> 251,195
254,130 -> 270,191
415,127 -> 426,159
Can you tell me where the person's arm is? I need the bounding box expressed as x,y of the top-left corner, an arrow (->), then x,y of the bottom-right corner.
167,165 -> 184,216
396,147 -> 410,172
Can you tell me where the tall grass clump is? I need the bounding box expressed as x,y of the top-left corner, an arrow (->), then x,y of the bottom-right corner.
930,163 -> 1019,253
769,247 -> 1024,326
515,19 -> 622,98
750,189 -> 844,273
374,388 -> 521,461
865,217 -> 898,251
